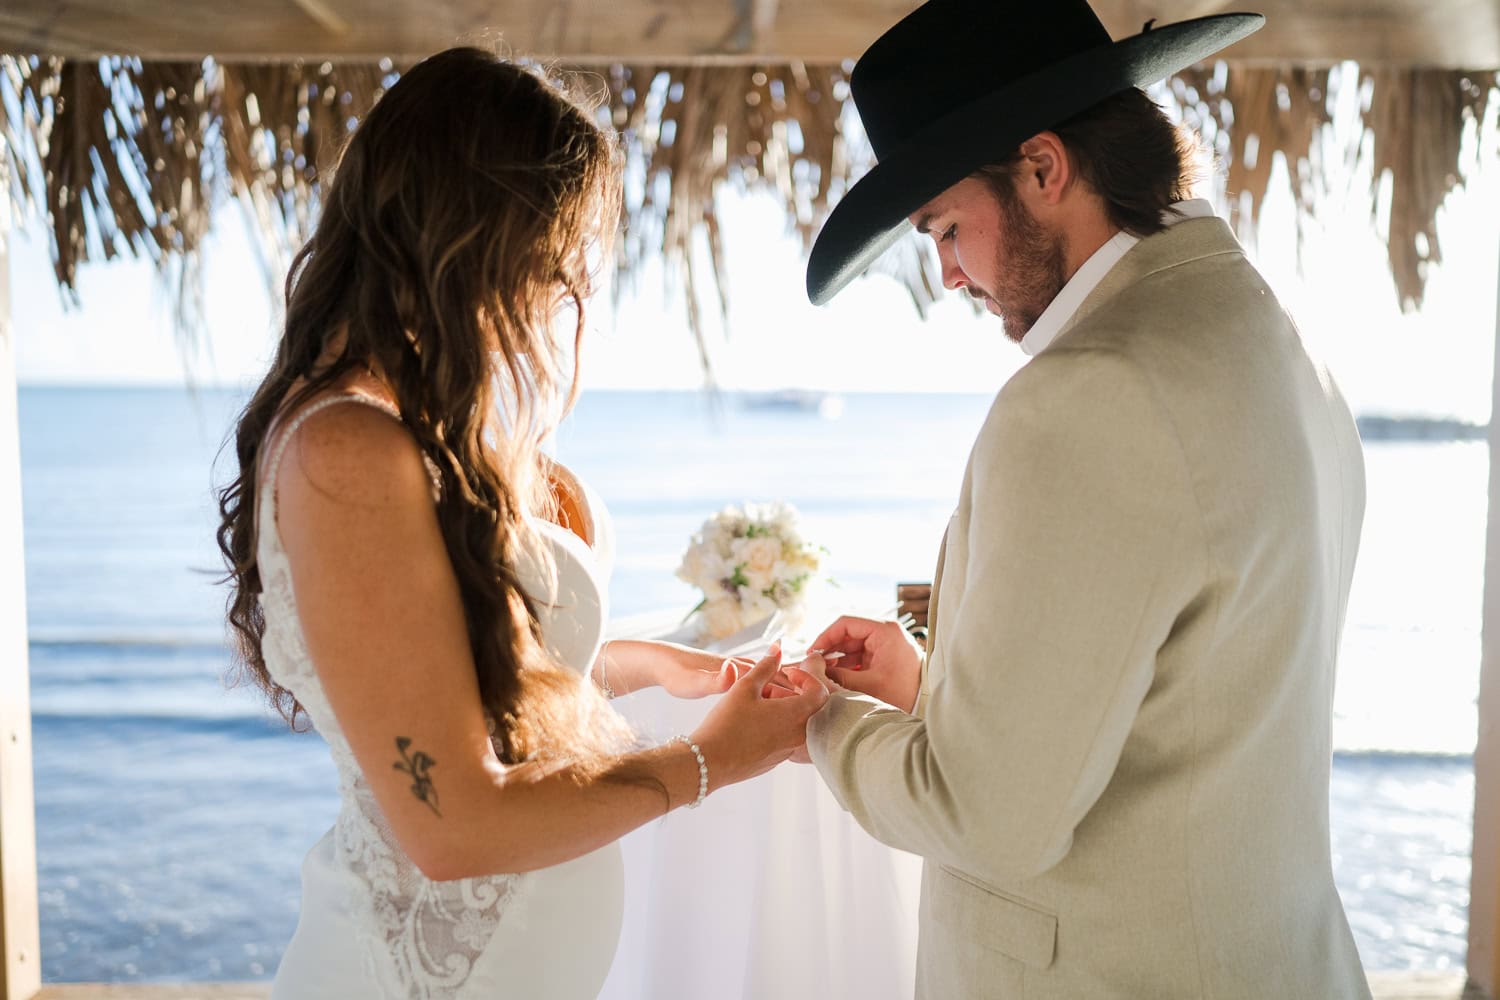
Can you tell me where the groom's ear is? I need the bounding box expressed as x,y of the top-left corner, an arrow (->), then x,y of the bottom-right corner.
1017,132 -> 1074,208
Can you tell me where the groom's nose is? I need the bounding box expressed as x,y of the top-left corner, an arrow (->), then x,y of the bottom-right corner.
937,243 -> 969,292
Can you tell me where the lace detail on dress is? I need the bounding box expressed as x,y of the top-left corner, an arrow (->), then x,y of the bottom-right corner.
256,394 -> 528,999
332,793 -> 528,998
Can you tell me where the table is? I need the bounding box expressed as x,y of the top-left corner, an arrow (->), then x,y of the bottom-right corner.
596,611 -> 924,1000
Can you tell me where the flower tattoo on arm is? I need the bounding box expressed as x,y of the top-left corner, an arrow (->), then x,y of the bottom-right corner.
393,737 -> 441,818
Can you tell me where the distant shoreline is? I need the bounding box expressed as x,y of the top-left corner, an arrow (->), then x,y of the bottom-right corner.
1356,416 -> 1489,441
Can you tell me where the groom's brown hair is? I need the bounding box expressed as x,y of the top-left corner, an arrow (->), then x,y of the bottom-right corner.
977,88 -> 1204,238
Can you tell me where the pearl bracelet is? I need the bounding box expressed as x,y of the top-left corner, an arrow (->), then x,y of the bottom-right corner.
671,735 -> 709,809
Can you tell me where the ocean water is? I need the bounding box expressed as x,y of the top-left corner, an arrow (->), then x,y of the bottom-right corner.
19,385 -> 1484,980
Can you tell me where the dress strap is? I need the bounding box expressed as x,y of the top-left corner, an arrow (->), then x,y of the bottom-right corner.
259,393 -> 408,533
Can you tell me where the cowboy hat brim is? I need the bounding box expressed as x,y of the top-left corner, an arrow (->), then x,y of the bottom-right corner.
805,13 -> 1265,305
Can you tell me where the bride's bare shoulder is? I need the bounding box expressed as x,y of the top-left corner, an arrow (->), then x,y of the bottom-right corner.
276,392 -> 426,513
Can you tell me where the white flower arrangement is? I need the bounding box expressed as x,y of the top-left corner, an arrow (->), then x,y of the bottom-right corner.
676,501 -> 827,641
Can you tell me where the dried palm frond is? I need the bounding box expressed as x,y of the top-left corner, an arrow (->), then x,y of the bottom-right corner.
1172,63 -> 1499,310
217,60 -> 394,288
1,57 -> 222,344
1,54 -> 1495,366
604,63 -> 873,375
1170,64 -> 1337,261
1363,69 -> 1498,309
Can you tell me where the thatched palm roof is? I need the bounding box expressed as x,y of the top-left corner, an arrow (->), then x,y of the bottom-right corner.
1,3 -> 1497,351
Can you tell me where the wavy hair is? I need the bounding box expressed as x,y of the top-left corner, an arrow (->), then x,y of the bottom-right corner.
216,48 -> 629,767
979,88 -> 1205,238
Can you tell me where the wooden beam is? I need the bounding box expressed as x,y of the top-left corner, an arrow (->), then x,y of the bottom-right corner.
0,0 -> 1496,67
286,0 -> 350,37
6,973 -> 1490,999
34,987 -> 270,999
0,146 -> 40,1000
1471,229 -> 1500,1000
1099,0 -> 1500,69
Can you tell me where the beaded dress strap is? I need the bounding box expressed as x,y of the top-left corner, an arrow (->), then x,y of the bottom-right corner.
260,394 -> 411,530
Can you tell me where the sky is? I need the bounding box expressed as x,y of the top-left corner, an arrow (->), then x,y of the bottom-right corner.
8,115 -> 1500,422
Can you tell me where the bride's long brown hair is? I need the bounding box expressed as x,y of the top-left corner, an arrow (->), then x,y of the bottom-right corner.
217,48 -> 629,766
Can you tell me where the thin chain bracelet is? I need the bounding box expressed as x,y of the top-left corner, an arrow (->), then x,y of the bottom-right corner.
671,735 -> 709,808
594,641 -> 617,699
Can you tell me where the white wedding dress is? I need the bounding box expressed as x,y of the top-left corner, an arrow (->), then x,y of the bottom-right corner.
257,393 -> 624,1000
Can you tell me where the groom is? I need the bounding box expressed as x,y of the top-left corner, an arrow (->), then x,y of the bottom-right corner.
796,2 -> 1372,998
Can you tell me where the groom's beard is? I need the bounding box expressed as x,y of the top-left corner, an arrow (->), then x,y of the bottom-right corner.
977,184 -> 1069,344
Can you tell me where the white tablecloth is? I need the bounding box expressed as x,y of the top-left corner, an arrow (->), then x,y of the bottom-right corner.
596,611 -> 924,1000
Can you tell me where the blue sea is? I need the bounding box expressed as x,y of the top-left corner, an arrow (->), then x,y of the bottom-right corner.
20,385 -> 1483,981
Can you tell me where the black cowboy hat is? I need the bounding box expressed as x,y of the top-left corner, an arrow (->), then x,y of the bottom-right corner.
805,0 -> 1264,305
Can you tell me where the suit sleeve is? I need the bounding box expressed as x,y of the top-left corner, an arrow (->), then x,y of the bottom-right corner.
807,346 -> 1207,883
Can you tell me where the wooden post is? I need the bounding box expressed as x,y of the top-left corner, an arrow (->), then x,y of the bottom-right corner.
1470,238 -> 1500,1000
0,154 -> 41,1000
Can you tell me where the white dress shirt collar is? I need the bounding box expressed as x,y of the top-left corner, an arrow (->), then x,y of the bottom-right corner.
1020,199 -> 1217,357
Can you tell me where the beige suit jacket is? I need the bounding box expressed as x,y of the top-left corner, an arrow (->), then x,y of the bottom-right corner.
808,217 -> 1371,999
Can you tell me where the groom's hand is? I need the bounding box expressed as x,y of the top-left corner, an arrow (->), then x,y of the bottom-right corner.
780,652 -> 841,765
806,615 -> 922,713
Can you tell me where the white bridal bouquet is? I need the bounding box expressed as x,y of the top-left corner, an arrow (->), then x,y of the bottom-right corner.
676,501 -> 827,641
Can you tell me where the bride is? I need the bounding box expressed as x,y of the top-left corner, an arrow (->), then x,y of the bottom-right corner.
215,47 -> 828,1000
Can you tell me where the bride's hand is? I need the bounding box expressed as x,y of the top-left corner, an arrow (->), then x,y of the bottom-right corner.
594,640 -> 766,700
691,643 -> 829,789
651,644 -> 758,699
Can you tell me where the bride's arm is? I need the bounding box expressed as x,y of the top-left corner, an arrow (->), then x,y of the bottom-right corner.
275,405 -> 826,882
592,640 -> 757,699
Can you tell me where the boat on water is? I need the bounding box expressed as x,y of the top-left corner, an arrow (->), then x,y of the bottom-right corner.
738,389 -> 845,420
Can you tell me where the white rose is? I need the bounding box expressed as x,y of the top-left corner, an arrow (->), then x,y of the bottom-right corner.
676,543 -> 704,584
701,598 -> 745,640
739,589 -> 778,624
696,528 -> 723,557
675,545 -> 701,583
717,506 -> 748,536
738,535 -> 782,575
788,546 -> 821,573
767,561 -> 795,591
743,566 -> 776,595
769,572 -> 810,608
678,545 -> 728,592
